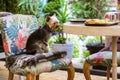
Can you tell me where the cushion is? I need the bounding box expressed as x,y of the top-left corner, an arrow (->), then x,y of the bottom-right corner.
86,51 -> 120,66
8,58 -> 71,76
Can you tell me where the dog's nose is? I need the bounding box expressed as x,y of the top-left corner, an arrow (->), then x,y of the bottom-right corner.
56,25 -> 59,28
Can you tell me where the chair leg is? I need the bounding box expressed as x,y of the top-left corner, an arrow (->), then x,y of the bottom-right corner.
106,66 -> 111,80
83,61 -> 91,80
26,73 -> 35,80
8,71 -> 14,80
67,63 -> 75,80
36,75 -> 39,80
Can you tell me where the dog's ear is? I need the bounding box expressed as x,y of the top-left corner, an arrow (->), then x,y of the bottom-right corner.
46,16 -> 51,22
53,13 -> 56,17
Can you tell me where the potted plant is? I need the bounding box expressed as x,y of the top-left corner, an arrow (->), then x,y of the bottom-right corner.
50,0 -> 74,60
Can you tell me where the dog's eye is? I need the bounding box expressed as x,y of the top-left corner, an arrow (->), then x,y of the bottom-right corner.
54,22 -> 58,25
53,22 -> 57,25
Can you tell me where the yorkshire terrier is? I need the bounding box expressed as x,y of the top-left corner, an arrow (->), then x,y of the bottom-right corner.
26,14 -> 60,55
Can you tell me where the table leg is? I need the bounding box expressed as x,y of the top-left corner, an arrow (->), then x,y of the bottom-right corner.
112,36 -> 118,80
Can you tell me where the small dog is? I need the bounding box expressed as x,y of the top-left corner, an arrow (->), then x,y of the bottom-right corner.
26,14 -> 60,55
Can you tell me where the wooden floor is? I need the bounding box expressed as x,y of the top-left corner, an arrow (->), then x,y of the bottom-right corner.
0,61 -> 114,80
0,69 -> 109,80
0,58 -> 120,80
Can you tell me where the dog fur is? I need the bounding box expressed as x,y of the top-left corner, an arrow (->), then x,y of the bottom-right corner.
26,14 -> 59,55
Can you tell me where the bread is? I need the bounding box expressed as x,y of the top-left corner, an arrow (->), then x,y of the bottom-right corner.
85,19 -> 110,24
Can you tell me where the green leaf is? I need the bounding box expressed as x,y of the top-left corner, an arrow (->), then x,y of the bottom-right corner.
18,0 -> 25,7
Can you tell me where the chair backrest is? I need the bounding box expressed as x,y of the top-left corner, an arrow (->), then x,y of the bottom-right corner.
0,12 -> 13,53
0,12 -> 12,17
0,14 -> 38,56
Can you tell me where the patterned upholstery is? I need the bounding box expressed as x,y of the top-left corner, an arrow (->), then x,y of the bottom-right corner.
0,14 -> 71,76
0,14 -> 38,56
86,51 -> 120,66
86,39 -> 120,67
0,12 -> 12,17
0,12 -> 13,52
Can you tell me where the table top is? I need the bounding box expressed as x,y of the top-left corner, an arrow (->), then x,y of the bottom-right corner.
63,22 -> 120,36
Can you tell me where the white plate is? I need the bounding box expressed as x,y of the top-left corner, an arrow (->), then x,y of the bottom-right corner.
69,19 -> 86,22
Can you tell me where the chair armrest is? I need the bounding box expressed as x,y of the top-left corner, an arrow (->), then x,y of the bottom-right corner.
6,51 -> 67,68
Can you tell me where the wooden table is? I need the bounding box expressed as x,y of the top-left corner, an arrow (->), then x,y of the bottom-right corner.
63,22 -> 120,80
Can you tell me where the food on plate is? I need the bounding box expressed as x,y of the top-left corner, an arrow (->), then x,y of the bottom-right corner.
85,19 -> 112,24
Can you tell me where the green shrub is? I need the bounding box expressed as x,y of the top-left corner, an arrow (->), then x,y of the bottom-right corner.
18,0 -> 43,18
69,0 -> 109,19
0,0 -> 19,13
42,0 -> 62,15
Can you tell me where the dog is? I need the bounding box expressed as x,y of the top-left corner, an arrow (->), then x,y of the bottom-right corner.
26,14 -> 60,55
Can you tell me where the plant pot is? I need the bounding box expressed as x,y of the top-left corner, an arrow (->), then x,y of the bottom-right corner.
51,42 -> 74,60
86,42 -> 105,54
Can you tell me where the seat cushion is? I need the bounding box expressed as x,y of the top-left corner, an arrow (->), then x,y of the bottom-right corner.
8,58 -> 71,76
86,51 -> 120,66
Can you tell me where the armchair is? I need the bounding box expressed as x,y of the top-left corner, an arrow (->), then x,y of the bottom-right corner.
0,14 -> 75,80
83,37 -> 120,80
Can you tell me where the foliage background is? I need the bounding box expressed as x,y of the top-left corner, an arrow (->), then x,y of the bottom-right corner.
69,0 -> 109,19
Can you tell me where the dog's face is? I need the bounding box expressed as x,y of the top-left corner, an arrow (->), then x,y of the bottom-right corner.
46,14 -> 60,30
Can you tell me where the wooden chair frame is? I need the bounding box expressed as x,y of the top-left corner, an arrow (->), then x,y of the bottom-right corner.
83,61 -> 111,80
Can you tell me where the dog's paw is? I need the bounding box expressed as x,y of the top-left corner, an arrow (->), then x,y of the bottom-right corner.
53,51 -> 67,55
